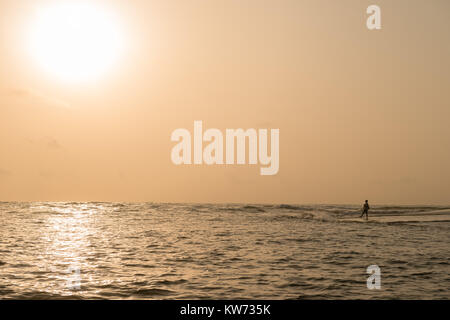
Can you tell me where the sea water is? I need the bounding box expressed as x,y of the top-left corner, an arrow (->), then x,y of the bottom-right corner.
0,202 -> 449,299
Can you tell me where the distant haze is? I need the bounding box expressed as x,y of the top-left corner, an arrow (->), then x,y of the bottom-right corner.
1,0 -> 449,204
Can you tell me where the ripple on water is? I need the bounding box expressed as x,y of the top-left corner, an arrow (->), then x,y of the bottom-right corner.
0,202 -> 449,299
133,288 -> 175,297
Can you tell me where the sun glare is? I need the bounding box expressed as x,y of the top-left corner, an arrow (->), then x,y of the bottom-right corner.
29,3 -> 124,83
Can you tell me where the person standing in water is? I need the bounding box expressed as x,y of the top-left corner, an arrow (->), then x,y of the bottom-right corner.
360,200 -> 370,220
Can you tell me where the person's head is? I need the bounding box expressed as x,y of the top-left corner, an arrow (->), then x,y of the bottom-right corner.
365,200 -> 368,203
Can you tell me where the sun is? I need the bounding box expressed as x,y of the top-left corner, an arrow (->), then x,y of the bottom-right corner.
29,2 -> 124,83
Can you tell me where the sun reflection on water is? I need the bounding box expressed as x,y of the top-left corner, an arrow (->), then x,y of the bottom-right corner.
36,203 -> 106,296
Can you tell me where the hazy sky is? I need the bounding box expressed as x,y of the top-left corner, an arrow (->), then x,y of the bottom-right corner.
1,0 -> 449,204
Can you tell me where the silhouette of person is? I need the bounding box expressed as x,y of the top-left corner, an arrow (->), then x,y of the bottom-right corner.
360,200 -> 370,220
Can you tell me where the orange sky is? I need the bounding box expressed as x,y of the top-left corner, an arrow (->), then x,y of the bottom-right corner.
1,0 -> 449,204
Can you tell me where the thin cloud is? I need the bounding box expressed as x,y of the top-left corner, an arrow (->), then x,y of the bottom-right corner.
5,88 -> 70,109
0,168 -> 12,177
46,137 -> 64,150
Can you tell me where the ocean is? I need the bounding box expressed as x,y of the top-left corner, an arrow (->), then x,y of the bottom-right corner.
0,202 -> 449,299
